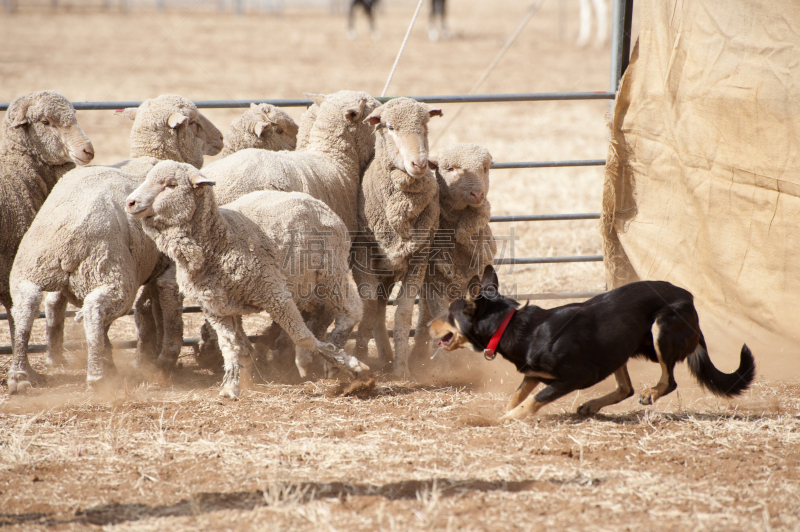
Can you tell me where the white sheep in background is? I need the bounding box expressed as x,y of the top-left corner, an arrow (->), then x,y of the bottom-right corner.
126,161 -> 368,398
0,91 -> 94,347
221,103 -> 299,157
409,143 -> 497,368
7,95 -> 223,394
352,97 -> 443,379
201,90 -> 380,233
295,102 -> 318,152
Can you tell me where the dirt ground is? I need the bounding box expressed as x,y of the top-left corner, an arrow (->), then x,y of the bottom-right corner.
1,1 -> 799,530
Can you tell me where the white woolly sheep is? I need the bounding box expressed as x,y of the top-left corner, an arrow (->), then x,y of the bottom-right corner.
126,161 -> 369,398
409,143 -> 497,366
200,90 -> 381,233
0,91 -> 94,344
221,103 -> 299,157
7,95 -> 223,394
351,97 -> 443,379
295,101 -> 318,151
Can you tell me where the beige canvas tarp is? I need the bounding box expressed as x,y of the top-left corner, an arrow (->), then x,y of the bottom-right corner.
603,0 -> 800,371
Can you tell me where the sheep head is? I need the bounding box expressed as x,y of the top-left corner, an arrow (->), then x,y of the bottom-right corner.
431,143 -> 493,210
222,103 -> 298,155
304,90 -> 381,172
3,90 -> 94,166
121,94 -> 223,169
126,160 -> 215,227
364,97 -> 442,181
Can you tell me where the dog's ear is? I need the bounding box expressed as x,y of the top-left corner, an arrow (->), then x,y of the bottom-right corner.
466,275 -> 481,301
480,265 -> 499,294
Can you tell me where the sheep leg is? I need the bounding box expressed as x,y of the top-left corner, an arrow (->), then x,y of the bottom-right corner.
197,320 -> 224,370
372,299 -> 394,369
353,297 -> 377,361
83,285 -> 131,389
1,291 -> 15,350
44,291 -> 69,367
8,280 -> 45,394
265,289 -> 368,376
409,300 -> 433,366
154,263 -> 183,371
134,283 -> 159,365
205,314 -> 242,399
392,282 -> 416,381
296,308 -> 332,379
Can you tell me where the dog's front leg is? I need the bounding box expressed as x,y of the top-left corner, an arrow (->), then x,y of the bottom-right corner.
506,376 -> 540,411
578,364 -> 634,415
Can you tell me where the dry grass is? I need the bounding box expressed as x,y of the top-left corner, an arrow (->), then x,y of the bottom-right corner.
1,1 -> 799,530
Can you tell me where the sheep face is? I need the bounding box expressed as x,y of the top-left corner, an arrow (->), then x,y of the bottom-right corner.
122,94 -> 223,169
364,97 -> 442,181
126,161 -> 215,226
4,91 -> 94,166
432,144 -> 493,209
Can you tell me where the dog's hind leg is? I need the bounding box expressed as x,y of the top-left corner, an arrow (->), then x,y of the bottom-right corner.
506,376 -> 540,411
639,320 -> 678,405
577,364 -> 634,415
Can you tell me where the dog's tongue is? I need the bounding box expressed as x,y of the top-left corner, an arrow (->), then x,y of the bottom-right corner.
437,340 -> 444,347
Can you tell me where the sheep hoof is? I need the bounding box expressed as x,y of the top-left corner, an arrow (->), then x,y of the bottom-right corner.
321,343 -> 370,374
219,386 -> 240,400
8,376 -> 31,395
155,356 -> 178,372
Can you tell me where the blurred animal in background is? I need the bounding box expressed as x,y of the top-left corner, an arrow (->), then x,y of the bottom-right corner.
428,0 -> 449,41
347,0 -> 380,40
576,0 -> 608,47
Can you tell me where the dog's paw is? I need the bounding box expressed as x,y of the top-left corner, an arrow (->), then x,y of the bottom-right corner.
500,408 -> 527,424
577,402 -> 600,416
638,389 -> 658,405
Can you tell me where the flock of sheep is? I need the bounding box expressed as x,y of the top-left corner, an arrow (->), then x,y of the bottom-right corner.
1,89 -> 496,397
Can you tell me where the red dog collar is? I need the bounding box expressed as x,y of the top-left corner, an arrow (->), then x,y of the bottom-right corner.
484,308 -> 516,360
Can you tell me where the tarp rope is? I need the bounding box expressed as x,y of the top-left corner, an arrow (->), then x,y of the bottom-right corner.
381,0 -> 426,97
432,0 -> 544,147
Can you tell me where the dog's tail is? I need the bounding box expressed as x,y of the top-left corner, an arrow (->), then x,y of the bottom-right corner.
687,335 -> 755,397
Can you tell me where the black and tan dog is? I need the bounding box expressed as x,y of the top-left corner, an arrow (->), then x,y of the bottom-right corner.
429,265 -> 755,421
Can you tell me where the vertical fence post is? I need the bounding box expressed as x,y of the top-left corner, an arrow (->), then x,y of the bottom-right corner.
609,0 -> 634,94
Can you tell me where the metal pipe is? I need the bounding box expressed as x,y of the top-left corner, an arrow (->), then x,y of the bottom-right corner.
0,92 -> 616,112
491,159 -> 605,169
490,213 -> 600,222
609,0 -> 634,93
494,255 -> 603,265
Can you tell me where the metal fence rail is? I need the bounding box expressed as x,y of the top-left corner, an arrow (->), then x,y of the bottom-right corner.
0,91 -> 615,112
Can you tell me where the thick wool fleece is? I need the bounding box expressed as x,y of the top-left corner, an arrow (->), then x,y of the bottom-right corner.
201,90 -> 380,232
411,144 -> 497,364
352,98 -> 441,378
295,103 -> 319,151
0,91 -> 93,336
128,162 -> 365,397
6,94 -> 221,393
221,103 -> 299,157
7,168 -> 176,393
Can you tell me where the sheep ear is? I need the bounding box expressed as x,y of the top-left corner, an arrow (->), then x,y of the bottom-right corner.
168,112 -> 189,129
363,107 -> 383,126
427,156 -> 439,170
254,121 -> 272,137
426,105 -> 443,118
304,93 -> 327,107
249,102 -> 259,110
189,171 -> 215,188
116,108 -> 138,121
7,96 -> 31,128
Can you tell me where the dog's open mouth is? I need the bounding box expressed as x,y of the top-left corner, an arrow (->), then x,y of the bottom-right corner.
437,332 -> 455,349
